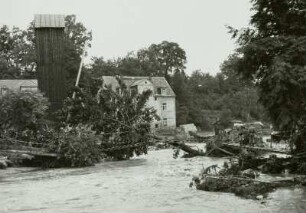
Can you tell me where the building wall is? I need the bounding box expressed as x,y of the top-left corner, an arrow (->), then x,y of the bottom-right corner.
133,80 -> 176,128
148,96 -> 176,129
102,76 -> 177,129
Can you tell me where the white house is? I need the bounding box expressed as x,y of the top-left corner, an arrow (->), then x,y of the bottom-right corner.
0,79 -> 38,96
102,76 -> 176,129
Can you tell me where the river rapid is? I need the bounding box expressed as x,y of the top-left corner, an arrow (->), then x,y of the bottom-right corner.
1,148 -> 306,213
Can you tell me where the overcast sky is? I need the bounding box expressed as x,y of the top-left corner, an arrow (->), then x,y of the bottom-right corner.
0,0 -> 252,75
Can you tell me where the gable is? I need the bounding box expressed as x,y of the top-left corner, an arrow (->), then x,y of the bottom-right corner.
101,76 -> 175,96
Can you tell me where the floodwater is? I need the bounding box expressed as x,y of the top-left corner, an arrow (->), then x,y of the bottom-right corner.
1,148 -> 306,213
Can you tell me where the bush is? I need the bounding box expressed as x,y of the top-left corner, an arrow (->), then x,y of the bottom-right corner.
0,90 -> 49,140
48,125 -> 105,167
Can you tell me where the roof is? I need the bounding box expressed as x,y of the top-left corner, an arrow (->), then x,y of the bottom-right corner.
34,14 -> 65,28
102,76 -> 175,96
0,79 -> 38,90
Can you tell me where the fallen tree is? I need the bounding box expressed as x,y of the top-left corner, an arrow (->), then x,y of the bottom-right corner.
191,160 -> 306,200
167,140 -> 206,157
166,139 -> 238,158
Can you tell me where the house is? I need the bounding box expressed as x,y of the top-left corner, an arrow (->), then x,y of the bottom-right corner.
102,76 -> 176,129
0,79 -> 38,96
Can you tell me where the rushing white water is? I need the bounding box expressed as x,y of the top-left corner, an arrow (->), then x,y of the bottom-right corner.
0,148 -> 306,213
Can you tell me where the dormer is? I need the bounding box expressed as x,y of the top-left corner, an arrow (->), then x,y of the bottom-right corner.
157,87 -> 166,95
130,79 -> 153,94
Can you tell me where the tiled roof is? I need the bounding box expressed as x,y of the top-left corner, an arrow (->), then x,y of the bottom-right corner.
34,14 -> 65,28
102,76 -> 175,96
0,79 -> 38,90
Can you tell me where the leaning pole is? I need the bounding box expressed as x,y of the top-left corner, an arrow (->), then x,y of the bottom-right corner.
34,14 -> 66,110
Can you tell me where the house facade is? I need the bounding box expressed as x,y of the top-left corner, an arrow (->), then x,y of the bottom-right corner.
0,79 -> 38,96
102,76 -> 176,129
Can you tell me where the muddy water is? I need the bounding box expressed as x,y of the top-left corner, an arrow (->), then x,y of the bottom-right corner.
1,148 -> 306,213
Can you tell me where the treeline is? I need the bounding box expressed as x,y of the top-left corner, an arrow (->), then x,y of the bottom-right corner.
86,52 -> 267,130
0,15 -> 267,131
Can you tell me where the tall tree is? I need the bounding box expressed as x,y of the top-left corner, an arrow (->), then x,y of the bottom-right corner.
171,71 -> 191,125
137,41 -> 187,80
0,25 -> 36,79
227,0 -> 306,151
63,15 -> 92,93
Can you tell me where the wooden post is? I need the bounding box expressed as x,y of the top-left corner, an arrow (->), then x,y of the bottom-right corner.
72,45 -> 86,99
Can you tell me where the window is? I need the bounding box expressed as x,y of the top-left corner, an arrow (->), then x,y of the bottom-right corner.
162,103 -> 167,111
130,86 -> 138,96
155,124 -> 159,128
154,97 -> 157,101
162,118 -> 167,127
1,88 -> 8,95
157,87 -> 166,95
20,86 -> 37,92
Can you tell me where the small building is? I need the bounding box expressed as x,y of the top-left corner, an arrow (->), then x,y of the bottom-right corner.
102,76 -> 176,129
0,79 -> 38,96
179,123 -> 197,133
179,123 -> 198,138
34,14 -> 66,110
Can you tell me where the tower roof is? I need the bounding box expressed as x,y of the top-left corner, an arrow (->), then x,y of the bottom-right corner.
34,14 -> 65,28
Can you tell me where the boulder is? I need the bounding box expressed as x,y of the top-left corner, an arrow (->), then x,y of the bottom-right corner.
241,169 -> 258,179
0,160 -> 8,169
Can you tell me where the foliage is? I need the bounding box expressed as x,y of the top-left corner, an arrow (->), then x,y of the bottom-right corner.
184,69 -> 267,129
88,41 -> 187,81
227,0 -> 306,152
138,41 -> 187,80
0,25 -> 36,79
0,91 -> 49,139
219,160 -> 241,176
64,15 -> 92,93
47,125 -> 104,167
58,77 -> 157,160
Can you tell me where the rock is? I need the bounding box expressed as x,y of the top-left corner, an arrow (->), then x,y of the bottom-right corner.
5,159 -> 13,167
0,160 -> 8,169
242,169 -> 257,179
256,195 -> 264,200
20,154 -> 34,160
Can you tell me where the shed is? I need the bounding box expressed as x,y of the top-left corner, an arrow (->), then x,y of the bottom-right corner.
179,123 -> 198,136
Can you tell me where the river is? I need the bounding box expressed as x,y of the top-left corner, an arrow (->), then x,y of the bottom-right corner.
1,148 -> 306,213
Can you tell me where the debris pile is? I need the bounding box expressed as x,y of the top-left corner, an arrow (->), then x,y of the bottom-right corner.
191,159 -> 306,200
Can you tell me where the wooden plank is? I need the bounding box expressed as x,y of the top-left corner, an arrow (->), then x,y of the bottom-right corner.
0,150 -> 57,157
223,143 -> 290,154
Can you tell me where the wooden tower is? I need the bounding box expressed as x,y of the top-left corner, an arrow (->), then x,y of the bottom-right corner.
34,14 -> 66,110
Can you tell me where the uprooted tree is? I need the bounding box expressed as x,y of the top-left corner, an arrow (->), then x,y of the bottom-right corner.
58,76 -> 158,160
225,0 -> 306,153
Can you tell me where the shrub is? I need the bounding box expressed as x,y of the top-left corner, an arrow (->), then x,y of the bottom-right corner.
48,125 -> 105,167
0,90 -> 49,140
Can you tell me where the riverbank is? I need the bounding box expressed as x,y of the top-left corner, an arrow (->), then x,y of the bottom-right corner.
1,148 -> 306,213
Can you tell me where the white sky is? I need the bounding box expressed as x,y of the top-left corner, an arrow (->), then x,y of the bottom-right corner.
0,0 -> 252,75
